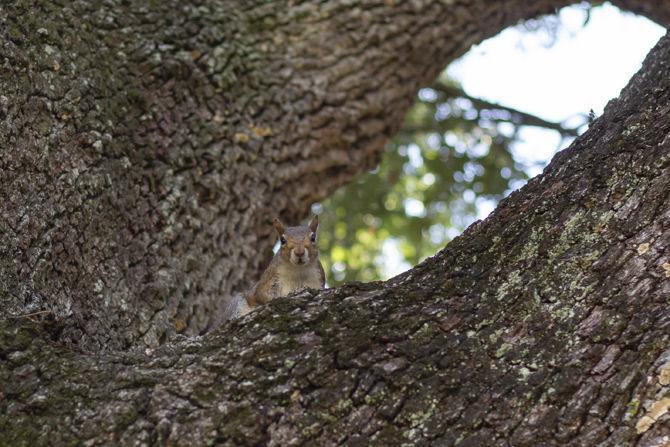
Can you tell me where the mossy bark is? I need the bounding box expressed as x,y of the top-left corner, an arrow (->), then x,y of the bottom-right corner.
1,1 -> 670,445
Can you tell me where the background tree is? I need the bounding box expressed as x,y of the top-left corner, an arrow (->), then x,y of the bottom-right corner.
317,76 -> 580,284
316,3 -> 663,286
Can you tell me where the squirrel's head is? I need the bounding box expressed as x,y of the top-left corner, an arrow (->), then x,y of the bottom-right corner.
273,216 -> 319,266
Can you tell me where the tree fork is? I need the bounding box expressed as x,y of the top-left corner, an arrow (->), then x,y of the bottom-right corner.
1,1 -> 669,351
2,20 -> 670,447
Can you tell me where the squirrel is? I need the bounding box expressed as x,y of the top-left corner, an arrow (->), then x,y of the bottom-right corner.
225,215 -> 325,319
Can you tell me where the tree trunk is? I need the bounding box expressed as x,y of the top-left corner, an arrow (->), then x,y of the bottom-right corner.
2,28 -> 670,444
2,1 -> 670,445
1,0 -> 667,352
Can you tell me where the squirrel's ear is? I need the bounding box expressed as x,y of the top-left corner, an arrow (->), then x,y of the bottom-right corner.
272,217 -> 285,236
308,215 -> 319,233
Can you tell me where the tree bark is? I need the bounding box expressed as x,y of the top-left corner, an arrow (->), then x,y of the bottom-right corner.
2,1 -> 670,445
1,0 -> 668,352
2,9 -> 670,447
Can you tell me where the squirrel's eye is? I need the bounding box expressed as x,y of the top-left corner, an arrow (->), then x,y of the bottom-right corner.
280,235 -> 287,245
310,233 -> 316,242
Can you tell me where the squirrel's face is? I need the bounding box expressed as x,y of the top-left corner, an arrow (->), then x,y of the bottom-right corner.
273,216 -> 319,266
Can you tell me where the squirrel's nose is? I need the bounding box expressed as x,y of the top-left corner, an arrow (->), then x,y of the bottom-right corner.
294,247 -> 305,257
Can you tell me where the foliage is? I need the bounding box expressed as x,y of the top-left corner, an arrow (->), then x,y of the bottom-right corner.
316,76 -> 579,285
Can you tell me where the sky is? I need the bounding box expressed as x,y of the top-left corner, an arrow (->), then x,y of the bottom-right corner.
380,3 -> 666,278
448,3 -> 665,175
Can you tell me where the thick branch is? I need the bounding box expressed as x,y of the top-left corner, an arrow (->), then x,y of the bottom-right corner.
2,28 -> 670,447
2,0 -> 669,351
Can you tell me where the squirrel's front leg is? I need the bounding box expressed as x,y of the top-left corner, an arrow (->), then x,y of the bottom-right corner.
246,278 -> 276,308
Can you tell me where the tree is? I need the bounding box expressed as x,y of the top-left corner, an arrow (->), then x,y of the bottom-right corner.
317,78 -> 581,285
1,0 -> 670,445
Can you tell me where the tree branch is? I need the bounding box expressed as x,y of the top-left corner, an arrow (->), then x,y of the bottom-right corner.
2,28 -> 670,447
429,82 -> 581,138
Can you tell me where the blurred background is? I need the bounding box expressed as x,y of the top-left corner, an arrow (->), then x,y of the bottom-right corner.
313,2 -> 665,286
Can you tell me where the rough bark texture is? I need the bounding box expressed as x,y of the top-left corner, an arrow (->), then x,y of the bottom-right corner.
2,10 -> 670,446
2,1 -> 670,445
1,0 -> 668,352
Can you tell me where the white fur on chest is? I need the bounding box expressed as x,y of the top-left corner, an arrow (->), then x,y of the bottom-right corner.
276,263 -> 322,296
